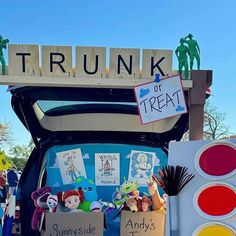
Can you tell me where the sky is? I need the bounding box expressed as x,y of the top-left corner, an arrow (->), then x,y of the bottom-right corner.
0,0 -> 236,148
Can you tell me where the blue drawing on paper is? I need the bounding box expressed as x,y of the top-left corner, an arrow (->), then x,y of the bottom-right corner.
176,105 -> 185,112
139,88 -> 150,98
130,152 -> 154,180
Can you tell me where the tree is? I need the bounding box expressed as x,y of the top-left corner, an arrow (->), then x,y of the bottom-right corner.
8,139 -> 34,171
0,121 -> 13,150
203,100 -> 232,140
182,100 -> 233,140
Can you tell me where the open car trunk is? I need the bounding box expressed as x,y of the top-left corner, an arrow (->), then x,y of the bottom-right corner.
9,85 -> 189,236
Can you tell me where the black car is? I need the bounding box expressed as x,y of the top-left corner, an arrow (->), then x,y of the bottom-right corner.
10,85 -> 189,236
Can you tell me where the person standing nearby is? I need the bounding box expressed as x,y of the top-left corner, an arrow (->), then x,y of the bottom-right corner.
0,171 -> 6,203
7,167 -> 18,199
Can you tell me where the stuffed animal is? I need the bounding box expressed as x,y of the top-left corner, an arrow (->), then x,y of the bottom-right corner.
47,194 -> 58,213
89,201 -> 103,212
124,197 -> 142,212
141,196 -> 152,212
112,189 -> 127,207
62,189 -> 84,212
120,178 -> 138,195
75,176 -> 98,212
31,187 -> 51,230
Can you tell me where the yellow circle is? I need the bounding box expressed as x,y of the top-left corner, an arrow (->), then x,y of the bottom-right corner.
197,225 -> 235,236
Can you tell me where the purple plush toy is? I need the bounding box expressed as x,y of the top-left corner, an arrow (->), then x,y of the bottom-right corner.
31,187 -> 51,230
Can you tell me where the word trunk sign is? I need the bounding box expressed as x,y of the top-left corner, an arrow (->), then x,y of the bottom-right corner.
134,75 -> 187,124
6,45 -> 172,79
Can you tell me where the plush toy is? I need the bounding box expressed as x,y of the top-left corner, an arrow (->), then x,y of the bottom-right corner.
31,187 -> 51,230
46,194 -> 58,213
62,189 -> 84,212
120,178 -> 138,195
75,176 -> 98,212
141,196 -> 152,212
112,189 -> 127,207
124,197 -> 141,212
89,201 -> 102,212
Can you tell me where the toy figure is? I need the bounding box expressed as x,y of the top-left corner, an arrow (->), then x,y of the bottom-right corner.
89,201 -> 103,212
62,189 -> 84,212
141,196 -> 152,212
47,194 -> 58,213
112,189 -> 127,207
175,38 -> 189,80
76,176 -> 98,212
31,187 -> 51,230
99,199 -> 117,213
0,35 -> 9,75
120,178 -> 138,195
125,197 -> 141,213
148,177 -> 164,211
134,153 -> 152,179
183,33 -> 200,70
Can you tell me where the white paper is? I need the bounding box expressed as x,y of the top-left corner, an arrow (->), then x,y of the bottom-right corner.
95,153 -> 120,186
56,148 -> 87,184
128,150 -> 155,186
134,75 -> 187,124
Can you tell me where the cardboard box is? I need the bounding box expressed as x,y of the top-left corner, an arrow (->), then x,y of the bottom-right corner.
120,211 -> 165,236
45,212 -> 104,236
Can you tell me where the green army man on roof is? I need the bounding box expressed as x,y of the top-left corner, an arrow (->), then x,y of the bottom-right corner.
175,38 -> 189,80
184,33 -> 200,70
0,35 -> 9,75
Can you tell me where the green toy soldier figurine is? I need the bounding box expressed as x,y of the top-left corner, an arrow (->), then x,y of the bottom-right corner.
184,33 -> 200,70
175,38 -> 189,80
0,35 -> 9,75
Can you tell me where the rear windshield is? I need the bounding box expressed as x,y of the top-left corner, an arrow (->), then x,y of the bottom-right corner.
37,100 -> 137,113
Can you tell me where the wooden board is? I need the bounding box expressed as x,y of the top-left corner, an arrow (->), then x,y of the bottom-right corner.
8,44 -> 40,76
76,46 -> 106,78
0,73 -> 193,89
109,48 -> 140,79
41,46 -> 73,77
142,49 -> 172,79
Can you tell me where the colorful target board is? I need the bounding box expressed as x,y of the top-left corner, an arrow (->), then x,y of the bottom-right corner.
167,139 -> 236,236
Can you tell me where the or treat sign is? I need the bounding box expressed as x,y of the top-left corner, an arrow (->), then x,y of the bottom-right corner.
120,211 -> 165,236
134,75 -> 187,124
46,212 -> 104,236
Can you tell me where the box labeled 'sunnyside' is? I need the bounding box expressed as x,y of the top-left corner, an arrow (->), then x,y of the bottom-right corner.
45,212 -> 104,236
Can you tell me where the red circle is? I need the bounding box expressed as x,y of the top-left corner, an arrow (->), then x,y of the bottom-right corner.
199,144 -> 236,176
197,185 -> 236,216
